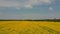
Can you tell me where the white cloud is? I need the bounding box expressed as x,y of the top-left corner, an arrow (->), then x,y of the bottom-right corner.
49,7 -> 53,11
24,4 -> 33,8
0,0 -> 55,9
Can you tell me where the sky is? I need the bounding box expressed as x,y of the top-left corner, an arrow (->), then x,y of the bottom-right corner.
0,0 -> 60,19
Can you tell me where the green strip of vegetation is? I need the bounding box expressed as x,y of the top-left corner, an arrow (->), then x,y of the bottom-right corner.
0,19 -> 60,22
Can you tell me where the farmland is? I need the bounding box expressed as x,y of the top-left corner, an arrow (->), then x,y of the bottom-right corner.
0,21 -> 60,34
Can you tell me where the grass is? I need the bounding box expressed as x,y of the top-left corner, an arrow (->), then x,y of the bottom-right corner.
0,21 -> 60,34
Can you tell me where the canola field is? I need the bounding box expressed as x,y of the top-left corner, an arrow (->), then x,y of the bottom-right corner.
0,21 -> 60,34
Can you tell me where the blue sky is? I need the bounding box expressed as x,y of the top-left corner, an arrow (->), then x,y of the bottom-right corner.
0,0 -> 60,19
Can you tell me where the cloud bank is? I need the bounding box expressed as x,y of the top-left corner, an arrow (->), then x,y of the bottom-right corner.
0,0 -> 55,8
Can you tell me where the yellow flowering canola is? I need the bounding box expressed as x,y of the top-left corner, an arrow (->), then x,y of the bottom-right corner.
0,21 -> 60,34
